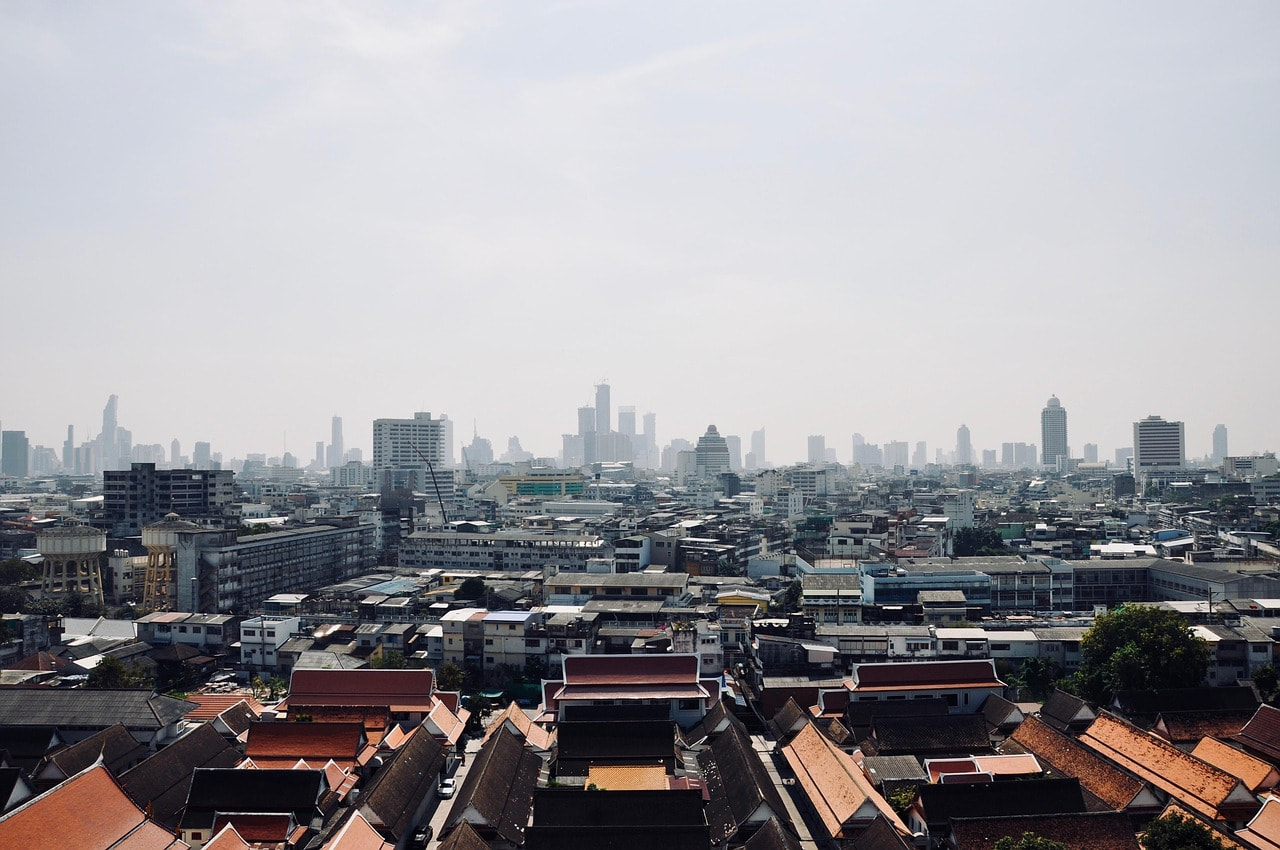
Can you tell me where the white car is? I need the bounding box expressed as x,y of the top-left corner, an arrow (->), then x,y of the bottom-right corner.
437,777 -> 456,799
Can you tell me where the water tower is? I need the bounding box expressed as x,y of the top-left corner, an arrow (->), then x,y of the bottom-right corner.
37,521 -> 107,605
142,513 -> 201,611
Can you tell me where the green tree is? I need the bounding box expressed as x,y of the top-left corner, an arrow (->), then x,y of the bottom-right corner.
0,558 -> 39,584
1141,813 -> 1225,850
437,662 -> 466,692
0,586 -> 27,614
886,786 -> 916,816
1254,664 -> 1279,705
1011,657 -> 1063,701
454,577 -> 486,601
1068,605 -> 1210,704
994,833 -> 1068,850
372,649 -> 408,669
779,580 -> 802,613
87,655 -> 152,689
953,527 -> 1007,557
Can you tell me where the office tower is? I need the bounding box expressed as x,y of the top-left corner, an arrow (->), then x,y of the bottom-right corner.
912,441 -> 928,469
1041,396 -> 1069,469
1212,424 -> 1228,464
695,425 -> 732,478
725,434 -> 742,471
884,441 -> 909,469
440,415 -> 455,467
103,462 -> 236,536
1,430 -> 30,478
1115,447 -> 1134,469
1133,415 -> 1185,474
617,406 -> 636,438
749,428 -> 766,469
1001,443 -> 1014,467
1083,443 -> 1098,464
314,441 -> 325,469
102,394 -> 118,438
327,415 -> 345,468
63,425 -> 74,470
577,406 -> 596,438
807,435 -> 826,465
982,449 -> 997,467
171,439 -> 181,467
99,394 -> 120,471
193,442 -> 212,469
595,382 -> 611,434
1014,443 -> 1037,467
372,412 -> 454,500
955,424 -> 972,466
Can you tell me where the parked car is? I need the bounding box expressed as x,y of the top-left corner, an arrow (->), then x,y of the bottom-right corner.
437,777 -> 456,799
410,825 -> 433,849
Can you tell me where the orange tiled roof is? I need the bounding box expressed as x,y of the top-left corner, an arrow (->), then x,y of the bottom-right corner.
1006,715 -> 1146,811
0,764 -> 184,850
1237,794 -> 1280,850
482,702 -> 555,751
185,693 -> 265,721
246,721 -> 366,770
322,811 -> 394,850
780,722 -> 910,840
1081,713 -> 1258,821
203,823 -> 252,850
1193,737 -> 1280,794
586,764 -> 669,791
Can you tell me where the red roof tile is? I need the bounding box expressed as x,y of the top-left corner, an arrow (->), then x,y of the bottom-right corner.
563,654 -> 699,686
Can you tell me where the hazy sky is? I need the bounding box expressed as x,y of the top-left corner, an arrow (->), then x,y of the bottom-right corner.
3,2 -> 1278,465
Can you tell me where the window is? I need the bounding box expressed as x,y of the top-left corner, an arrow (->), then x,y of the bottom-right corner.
941,641 -> 959,651
485,638 -> 494,646
1253,645 -> 1269,654
991,643 -> 1010,651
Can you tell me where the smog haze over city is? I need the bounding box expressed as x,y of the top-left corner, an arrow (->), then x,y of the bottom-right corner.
3,2 -> 1278,464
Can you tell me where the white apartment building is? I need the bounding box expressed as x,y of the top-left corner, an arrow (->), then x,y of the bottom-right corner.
240,615 -> 302,673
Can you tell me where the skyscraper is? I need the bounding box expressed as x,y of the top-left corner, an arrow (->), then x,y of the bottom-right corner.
807,435 -> 826,465
694,425 -> 731,478
1,430 -> 29,478
617,406 -> 636,437
595,382 -> 611,435
373,412 -> 453,497
1212,424 -> 1228,464
63,425 -> 74,470
1041,396 -> 1069,469
955,424 -> 972,466
327,416 -> 345,468
725,434 -> 742,471
99,394 -> 120,471
912,441 -> 928,469
193,442 -> 212,469
170,438 -> 182,468
1133,415 -> 1185,476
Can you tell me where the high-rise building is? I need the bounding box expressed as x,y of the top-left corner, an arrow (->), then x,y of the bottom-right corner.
193,442 -> 212,469
314,441 -> 325,469
1041,396 -> 1069,470
1212,424 -> 1228,464
694,425 -> 731,479
577,406 -> 596,438
327,416 -> 345,468
617,406 -> 636,437
99,394 -> 120,471
807,435 -> 826,465
1083,443 -> 1098,464
595,382 -> 611,435
1,430 -> 30,478
63,425 -> 74,471
955,425 -> 972,466
372,412 -> 454,500
102,462 -> 237,536
912,441 -> 928,469
1133,415 -> 1185,475
884,441 -> 909,469
725,435 -> 742,472
171,439 -> 182,468
749,428 -> 766,470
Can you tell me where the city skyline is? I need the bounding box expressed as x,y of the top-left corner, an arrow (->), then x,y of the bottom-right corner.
2,3 -> 1278,465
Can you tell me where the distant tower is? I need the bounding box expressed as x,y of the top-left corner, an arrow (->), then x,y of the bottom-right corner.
142,513 -> 201,611
750,428 -> 766,470
807,435 -> 826,465
955,424 -> 972,466
577,406 -> 596,438
595,382 -> 611,434
913,441 -> 928,469
171,439 -> 181,467
37,521 -> 106,605
193,441 -> 212,469
63,425 -> 74,471
1041,396 -> 1069,469
1212,424 -> 1228,464
617,406 -> 637,438
328,416 -> 345,468
1133,415 -> 1185,474
694,425 -> 732,478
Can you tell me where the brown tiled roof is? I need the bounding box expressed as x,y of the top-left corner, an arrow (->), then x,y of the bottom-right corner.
43,722 -> 148,780
1039,689 -> 1096,732
286,669 -> 435,712
321,810 -> 394,850
118,722 -> 242,827
767,697 -> 811,742
6,651 -> 73,672
949,811 -> 1139,850
779,723 -> 910,841
742,817 -> 803,850
1155,710 -> 1256,744
1003,715 -> 1146,811
981,693 -> 1024,731
1080,713 -> 1259,821
1234,705 -> 1280,764
1191,737 -> 1279,794
0,764 -> 184,850
245,721 -> 365,769
867,714 -> 991,756
563,654 -> 699,685
359,726 -> 445,841
851,660 -> 1004,692
202,823 -> 252,850
915,778 -> 1086,832
211,812 -> 293,843
700,722 -> 791,843
437,821 -> 490,850
850,814 -> 914,850
445,727 -> 542,846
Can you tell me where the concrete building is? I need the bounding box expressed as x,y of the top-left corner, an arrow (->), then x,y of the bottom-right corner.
955,424 -> 972,466
1041,396 -> 1069,470
371,411 -> 453,496
240,615 -> 304,674
102,463 -> 237,536
1133,415 -> 1185,480
400,528 -> 608,572
1,430 -> 29,478
141,513 -> 203,611
694,425 -> 731,480
1213,424 -> 1229,465
807,435 -> 826,465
